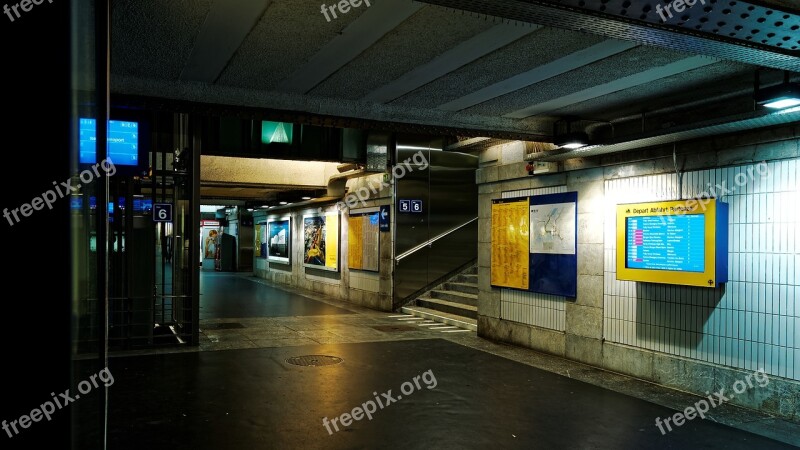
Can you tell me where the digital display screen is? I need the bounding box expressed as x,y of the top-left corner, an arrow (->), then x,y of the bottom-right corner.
79,118 -> 139,165
133,198 -> 152,212
626,214 -> 705,272
261,121 -> 293,144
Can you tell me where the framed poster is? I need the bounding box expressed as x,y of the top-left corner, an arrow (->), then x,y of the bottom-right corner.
490,198 -> 530,290
255,222 -> 267,258
266,218 -> 291,263
254,223 -> 262,257
348,207 -> 380,272
303,212 -> 339,271
529,192 -> 578,297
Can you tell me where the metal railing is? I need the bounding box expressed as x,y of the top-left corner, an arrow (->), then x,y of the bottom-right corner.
395,217 -> 478,263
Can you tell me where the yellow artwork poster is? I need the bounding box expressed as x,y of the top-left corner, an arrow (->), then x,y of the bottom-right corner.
254,224 -> 262,257
491,198 -> 530,289
348,215 -> 364,270
325,212 -> 339,269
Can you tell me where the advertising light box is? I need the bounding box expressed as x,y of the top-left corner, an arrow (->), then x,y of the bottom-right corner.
616,199 -> 728,288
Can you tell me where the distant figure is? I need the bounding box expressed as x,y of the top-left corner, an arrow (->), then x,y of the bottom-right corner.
163,235 -> 173,263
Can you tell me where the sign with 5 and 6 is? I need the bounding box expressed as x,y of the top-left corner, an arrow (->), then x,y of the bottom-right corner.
398,199 -> 423,213
153,203 -> 173,222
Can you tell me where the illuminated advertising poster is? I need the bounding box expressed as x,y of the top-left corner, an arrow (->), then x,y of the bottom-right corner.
303,212 -> 339,271
200,220 -> 221,261
267,218 -> 290,263
254,223 -> 264,258
325,212 -> 339,270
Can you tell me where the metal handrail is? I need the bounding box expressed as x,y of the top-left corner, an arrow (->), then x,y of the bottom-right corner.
395,217 -> 478,263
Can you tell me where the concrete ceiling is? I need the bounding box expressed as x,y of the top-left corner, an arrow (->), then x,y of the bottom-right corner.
110,0 -> 800,150
108,0 -> 800,204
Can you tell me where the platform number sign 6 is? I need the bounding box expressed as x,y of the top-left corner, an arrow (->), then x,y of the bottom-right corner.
153,203 -> 173,222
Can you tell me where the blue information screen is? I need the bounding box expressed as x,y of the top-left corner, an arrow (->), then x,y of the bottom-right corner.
626,214 -> 705,272
79,118 -> 139,165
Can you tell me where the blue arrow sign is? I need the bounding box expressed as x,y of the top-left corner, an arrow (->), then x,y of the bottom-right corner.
379,205 -> 390,232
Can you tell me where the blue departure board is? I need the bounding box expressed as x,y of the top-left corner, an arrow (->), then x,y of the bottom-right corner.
626,214 -> 705,272
79,118 -> 139,165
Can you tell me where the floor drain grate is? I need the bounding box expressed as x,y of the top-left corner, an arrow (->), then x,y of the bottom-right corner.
202,322 -> 245,330
286,355 -> 343,367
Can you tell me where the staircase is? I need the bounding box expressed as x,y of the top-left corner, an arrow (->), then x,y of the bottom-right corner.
401,266 -> 478,331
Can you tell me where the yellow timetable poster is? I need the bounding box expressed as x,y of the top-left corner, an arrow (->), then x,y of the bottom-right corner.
491,198 -> 530,289
254,224 -> 262,257
348,215 -> 364,270
325,212 -> 339,269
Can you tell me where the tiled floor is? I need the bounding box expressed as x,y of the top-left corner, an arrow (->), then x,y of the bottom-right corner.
102,273 -> 800,448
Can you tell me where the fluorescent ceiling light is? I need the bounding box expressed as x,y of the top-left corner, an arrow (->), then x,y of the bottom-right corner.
756,82 -> 800,110
763,98 -> 800,109
279,201 -> 288,205
554,131 -> 589,150
302,196 -> 312,200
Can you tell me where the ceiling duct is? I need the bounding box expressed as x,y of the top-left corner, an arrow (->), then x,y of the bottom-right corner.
528,107 -> 800,162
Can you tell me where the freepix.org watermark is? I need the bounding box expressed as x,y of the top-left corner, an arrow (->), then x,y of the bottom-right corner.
2,368 -> 114,439
652,161 -> 770,223
322,369 -> 437,435
337,151 -> 428,211
655,0 -> 706,22
3,0 -> 55,23
320,0 -> 370,22
3,158 -> 116,227
654,368 -> 769,435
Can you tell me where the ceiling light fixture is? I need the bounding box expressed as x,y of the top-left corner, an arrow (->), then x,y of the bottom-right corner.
302,196 -> 312,200
554,131 -> 589,150
553,117 -> 589,150
754,70 -> 800,110
756,84 -> 800,109
279,201 -> 288,205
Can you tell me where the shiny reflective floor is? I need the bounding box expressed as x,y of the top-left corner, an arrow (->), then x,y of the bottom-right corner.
199,271 -> 353,320
102,273 -> 799,449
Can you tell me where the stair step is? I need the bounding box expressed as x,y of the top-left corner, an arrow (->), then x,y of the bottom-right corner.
456,274 -> 478,284
400,306 -> 477,331
416,297 -> 477,319
444,282 -> 478,295
430,289 -> 477,306
463,266 -> 478,275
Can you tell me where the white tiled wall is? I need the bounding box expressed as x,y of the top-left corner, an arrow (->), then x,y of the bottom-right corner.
604,160 -> 800,380
500,186 -> 568,331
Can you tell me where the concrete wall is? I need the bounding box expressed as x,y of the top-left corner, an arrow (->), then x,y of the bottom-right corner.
201,155 -> 340,187
253,174 -> 393,311
476,130 -> 800,421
